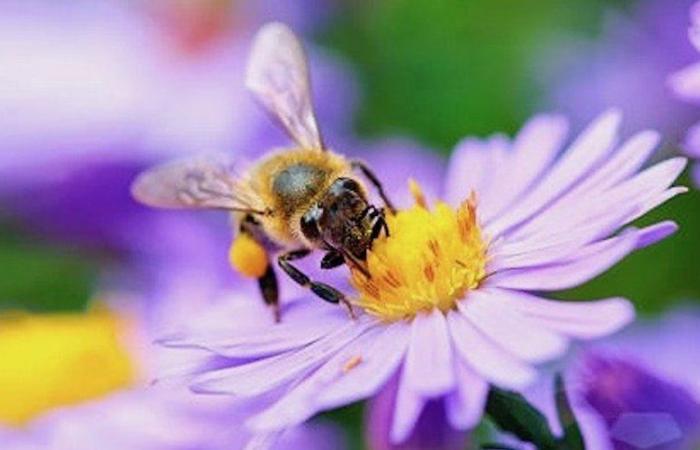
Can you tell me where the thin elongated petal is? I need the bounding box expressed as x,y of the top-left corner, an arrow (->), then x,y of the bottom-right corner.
444,135 -> 509,205
248,325 -> 388,431
504,156 -> 685,244
404,310 -> 455,396
317,323 -> 410,409
636,221 -> 678,249
459,291 -> 568,363
486,110 -> 621,237
670,62 -> 700,102
492,204 -> 637,270
447,310 -> 537,389
190,318 -> 374,396
480,114 -> 569,222
489,231 -> 638,291
391,368 -> 426,443
445,361 -> 489,429
483,288 -> 634,339
540,130 -> 660,212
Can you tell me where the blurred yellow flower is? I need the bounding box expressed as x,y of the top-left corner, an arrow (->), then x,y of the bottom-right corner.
0,307 -> 137,426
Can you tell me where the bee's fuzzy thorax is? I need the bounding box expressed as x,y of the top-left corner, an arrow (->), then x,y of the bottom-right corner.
247,147 -> 361,246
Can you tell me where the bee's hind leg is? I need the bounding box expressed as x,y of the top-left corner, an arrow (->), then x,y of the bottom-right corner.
258,265 -> 280,322
237,214 -> 281,322
278,250 -> 356,319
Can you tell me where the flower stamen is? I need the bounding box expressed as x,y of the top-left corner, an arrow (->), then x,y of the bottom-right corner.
351,184 -> 487,322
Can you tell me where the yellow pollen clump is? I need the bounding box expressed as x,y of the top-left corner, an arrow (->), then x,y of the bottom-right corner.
351,187 -> 487,322
229,233 -> 269,278
0,307 -> 137,426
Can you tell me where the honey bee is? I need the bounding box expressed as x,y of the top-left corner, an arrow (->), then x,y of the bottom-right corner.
131,22 -> 394,320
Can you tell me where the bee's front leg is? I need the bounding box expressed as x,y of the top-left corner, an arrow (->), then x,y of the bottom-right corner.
277,250 -> 356,319
351,160 -> 396,214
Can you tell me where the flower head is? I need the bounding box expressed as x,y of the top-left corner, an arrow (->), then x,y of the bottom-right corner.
163,110 -> 685,444
353,193 -> 487,321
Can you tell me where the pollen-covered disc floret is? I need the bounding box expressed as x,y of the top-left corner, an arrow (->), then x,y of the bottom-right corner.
352,190 -> 487,322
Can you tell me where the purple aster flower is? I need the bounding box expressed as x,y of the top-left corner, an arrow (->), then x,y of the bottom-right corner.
540,0 -> 698,138
524,308 -> 700,450
162,110 -> 684,445
0,0 -> 356,252
670,1 -> 700,184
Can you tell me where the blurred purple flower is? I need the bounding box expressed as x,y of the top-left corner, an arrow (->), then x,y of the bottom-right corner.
583,356 -> 700,450
525,308 -> 700,450
161,110 -> 682,445
0,0 -> 356,253
670,1 -> 700,184
365,375 -> 468,450
539,0 -> 698,138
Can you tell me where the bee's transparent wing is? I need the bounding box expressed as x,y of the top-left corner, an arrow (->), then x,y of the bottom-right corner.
131,154 -> 264,213
246,22 -> 324,150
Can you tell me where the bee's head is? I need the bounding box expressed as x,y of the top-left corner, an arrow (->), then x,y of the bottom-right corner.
300,177 -> 381,258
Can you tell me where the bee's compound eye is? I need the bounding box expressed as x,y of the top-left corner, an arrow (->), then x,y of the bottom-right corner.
300,208 -> 322,241
339,178 -> 361,193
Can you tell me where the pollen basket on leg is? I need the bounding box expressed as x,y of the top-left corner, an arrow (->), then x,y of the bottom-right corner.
351,195 -> 487,322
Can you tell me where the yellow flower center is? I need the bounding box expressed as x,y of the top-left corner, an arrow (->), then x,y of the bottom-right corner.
0,306 -> 138,426
351,182 -> 487,322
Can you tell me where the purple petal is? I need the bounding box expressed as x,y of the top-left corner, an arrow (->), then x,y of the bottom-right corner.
491,203 -> 638,271
480,114 -> 569,222
190,318 -> 374,396
317,323 -> 410,409
444,135 -> 509,205
483,287 -> 634,339
505,157 -> 685,244
670,62 -> 700,103
391,367 -> 427,443
572,130 -> 660,194
636,221 -> 679,249
159,300 -> 347,358
489,230 -> 639,291
447,310 -> 537,389
445,361 -> 489,429
690,2 -> 700,52
682,122 -> 700,158
582,356 -> 700,450
367,380 -> 469,450
274,420 -> 348,450
632,186 -> 688,225
593,307 -> 700,398
246,431 -> 284,450
459,291 -> 568,363
525,130 -> 661,220
248,325 -> 389,431
404,311 -> 456,396
485,110 -> 621,238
